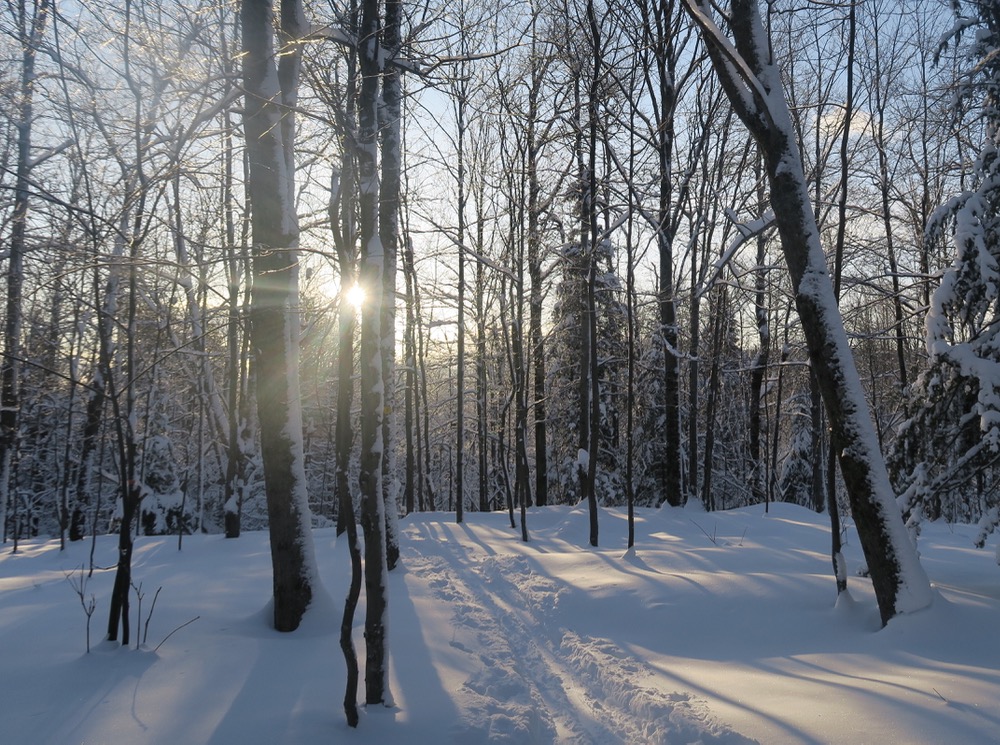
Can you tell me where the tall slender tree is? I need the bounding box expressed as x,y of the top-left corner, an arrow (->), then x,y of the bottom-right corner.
642,0 -> 684,507
357,0 -> 391,705
379,0 -> 402,567
1,0 -> 50,546
241,0 -> 318,633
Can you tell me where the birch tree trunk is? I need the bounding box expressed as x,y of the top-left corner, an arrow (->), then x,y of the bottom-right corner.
358,0 -> 391,705
241,0 -> 317,633
683,0 -> 932,625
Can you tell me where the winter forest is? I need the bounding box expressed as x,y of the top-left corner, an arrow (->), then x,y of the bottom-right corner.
2,0 -> 1000,742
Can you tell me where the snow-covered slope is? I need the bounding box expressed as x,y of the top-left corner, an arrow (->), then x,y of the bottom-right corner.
1,503 -> 998,744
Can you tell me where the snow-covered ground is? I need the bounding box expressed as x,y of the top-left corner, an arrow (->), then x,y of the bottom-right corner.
2,503 -> 998,744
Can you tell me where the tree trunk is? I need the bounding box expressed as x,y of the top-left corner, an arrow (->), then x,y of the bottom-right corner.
241,0 -> 317,633
358,0 -> 391,705
332,159 -> 357,541
476,185 -> 490,513
379,0 -> 402,567
1,0 -> 50,545
527,16 -> 549,508
327,55 -> 362,699
403,234 -> 418,515
769,307 -> 791,507
584,0 -> 602,546
649,0 -> 683,507
223,101 -> 245,539
684,0 -> 932,625
867,7 -> 909,394
748,160 -> 770,505
701,288 -> 725,512
824,0 -> 857,593
454,62 -> 468,524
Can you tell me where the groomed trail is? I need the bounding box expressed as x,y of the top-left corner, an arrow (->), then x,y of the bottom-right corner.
404,539 -> 752,744
401,511 -> 757,744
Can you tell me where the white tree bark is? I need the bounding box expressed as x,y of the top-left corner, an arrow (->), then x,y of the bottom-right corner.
358,0 -> 391,706
241,0 -> 318,633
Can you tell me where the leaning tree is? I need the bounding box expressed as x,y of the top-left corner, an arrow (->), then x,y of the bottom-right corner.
682,0 -> 933,626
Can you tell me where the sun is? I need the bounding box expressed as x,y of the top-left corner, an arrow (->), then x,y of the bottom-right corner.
345,283 -> 365,311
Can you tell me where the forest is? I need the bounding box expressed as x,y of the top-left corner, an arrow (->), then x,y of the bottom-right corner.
3,0 -> 1000,739
2,0 -> 1000,704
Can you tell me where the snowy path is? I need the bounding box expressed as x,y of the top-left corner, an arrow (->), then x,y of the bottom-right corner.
404,532 -> 755,744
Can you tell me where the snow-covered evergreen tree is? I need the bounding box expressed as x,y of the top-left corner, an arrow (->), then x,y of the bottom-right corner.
892,0 -> 1000,548
140,434 -> 187,536
779,395 -> 815,507
547,234 -> 627,505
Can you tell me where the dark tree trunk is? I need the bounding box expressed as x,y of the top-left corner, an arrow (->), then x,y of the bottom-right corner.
684,0 -> 932,626
748,163 -> 770,505
583,0 -> 602,547
71,369 -> 106,542
476,203 -> 490,513
379,0 -> 402,568
220,12 -> 248,539
701,288 -> 725,512
454,68 -> 467,524
332,191 -> 355,542
810,369 -> 825,512
333,93 -> 362,706
1,0 -> 50,545
223,119 -> 244,540
106,482 -> 140,644
650,0 -> 683,507
404,235 -> 418,515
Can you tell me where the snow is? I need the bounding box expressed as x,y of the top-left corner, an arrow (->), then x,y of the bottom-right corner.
2,503 -> 998,744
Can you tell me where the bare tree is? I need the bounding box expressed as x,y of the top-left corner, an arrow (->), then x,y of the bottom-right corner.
641,0 -> 684,507
357,0 -> 391,706
241,0 -> 318,633
1,0 -> 51,547
379,0 -> 402,567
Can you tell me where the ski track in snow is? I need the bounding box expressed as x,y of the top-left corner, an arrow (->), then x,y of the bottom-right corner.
407,541 -> 755,745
